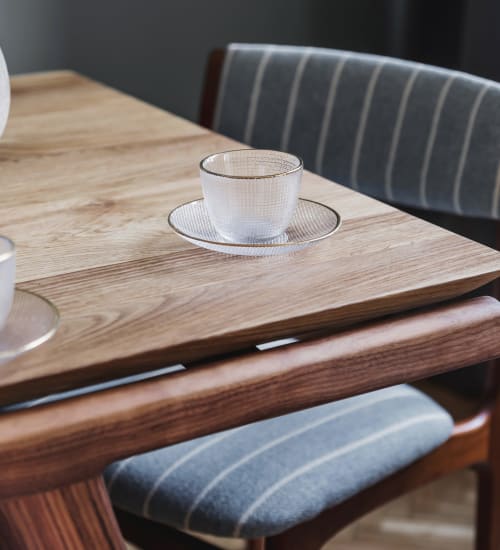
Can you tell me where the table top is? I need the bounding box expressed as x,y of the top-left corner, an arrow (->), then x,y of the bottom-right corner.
1,70 -> 499,404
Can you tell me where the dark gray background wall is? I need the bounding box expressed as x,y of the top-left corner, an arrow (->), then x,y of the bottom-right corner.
1,1 -> 498,121
0,0 -> 385,121
65,1 -> 386,121
0,0 -> 67,73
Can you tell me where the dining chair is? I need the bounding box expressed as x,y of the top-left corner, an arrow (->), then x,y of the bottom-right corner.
102,45 -> 500,550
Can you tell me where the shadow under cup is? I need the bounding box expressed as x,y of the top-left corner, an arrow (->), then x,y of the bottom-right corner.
200,150 -> 303,243
0,236 -> 15,331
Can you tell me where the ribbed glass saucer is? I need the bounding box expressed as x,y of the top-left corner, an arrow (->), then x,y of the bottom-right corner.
0,289 -> 60,365
168,198 -> 341,256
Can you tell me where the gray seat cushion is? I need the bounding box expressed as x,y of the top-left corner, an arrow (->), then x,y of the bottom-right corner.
105,384 -> 452,538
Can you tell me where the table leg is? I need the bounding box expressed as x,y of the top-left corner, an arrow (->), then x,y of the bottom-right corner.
0,476 -> 125,549
476,358 -> 500,550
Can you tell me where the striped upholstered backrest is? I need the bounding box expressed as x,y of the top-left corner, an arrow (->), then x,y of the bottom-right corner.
212,44 -> 500,220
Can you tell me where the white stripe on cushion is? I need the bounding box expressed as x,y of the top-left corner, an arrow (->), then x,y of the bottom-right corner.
183,387 -> 418,530
350,61 -> 385,189
143,428 -> 242,518
243,47 -> 274,144
233,412 -> 448,537
452,83 -> 490,214
280,48 -> 313,151
385,66 -> 421,201
315,55 -> 349,175
107,457 -> 135,494
419,74 -> 456,208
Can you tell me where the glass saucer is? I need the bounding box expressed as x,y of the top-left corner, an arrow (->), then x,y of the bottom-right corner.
168,198 -> 341,256
0,289 -> 60,365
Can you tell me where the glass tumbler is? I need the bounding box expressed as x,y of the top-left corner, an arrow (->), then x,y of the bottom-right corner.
0,236 -> 15,331
200,149 -> 303,242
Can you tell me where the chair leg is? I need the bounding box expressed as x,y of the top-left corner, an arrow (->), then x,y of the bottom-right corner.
475,363 -> 500,550
114,508 -> 218,550
266,532 -> 323,550
474,351 -> 500,550
0,476 -> 125,549
475,463 -> 500,550
247,538 -> 267,550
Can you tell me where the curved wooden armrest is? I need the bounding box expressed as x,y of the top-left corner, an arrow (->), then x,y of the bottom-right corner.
0,296 -> 499,498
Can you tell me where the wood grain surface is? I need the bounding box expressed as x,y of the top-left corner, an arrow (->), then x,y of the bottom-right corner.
0,71 -> 499,404
0,476 -> 124,549
0,296 -> 498,498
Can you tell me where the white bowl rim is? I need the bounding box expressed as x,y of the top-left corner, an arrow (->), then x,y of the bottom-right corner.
0,236 -> 15,263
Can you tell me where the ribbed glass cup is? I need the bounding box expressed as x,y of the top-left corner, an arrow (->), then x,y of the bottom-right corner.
200,149 -> 303,243
0,236 -> 15,331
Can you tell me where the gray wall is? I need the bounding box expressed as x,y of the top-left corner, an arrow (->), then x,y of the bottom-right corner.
0,0 -> 67,73
0,0 -> 386,121
66,1 -> 386,120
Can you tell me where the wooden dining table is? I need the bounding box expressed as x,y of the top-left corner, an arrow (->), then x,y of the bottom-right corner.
1,70 -> 500,549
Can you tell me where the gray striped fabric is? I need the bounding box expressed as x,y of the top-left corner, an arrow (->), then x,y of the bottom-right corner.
214,44 -> 500,219
106,384 -> 452,538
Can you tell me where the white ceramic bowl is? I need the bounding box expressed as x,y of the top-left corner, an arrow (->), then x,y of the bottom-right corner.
0,237 -> 15,331
0,46 -> 9,139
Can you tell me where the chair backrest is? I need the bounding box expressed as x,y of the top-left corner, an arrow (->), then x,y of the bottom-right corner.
210,43 -> 500,220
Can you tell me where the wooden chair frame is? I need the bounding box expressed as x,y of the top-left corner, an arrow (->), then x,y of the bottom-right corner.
0,296 -> 499,549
